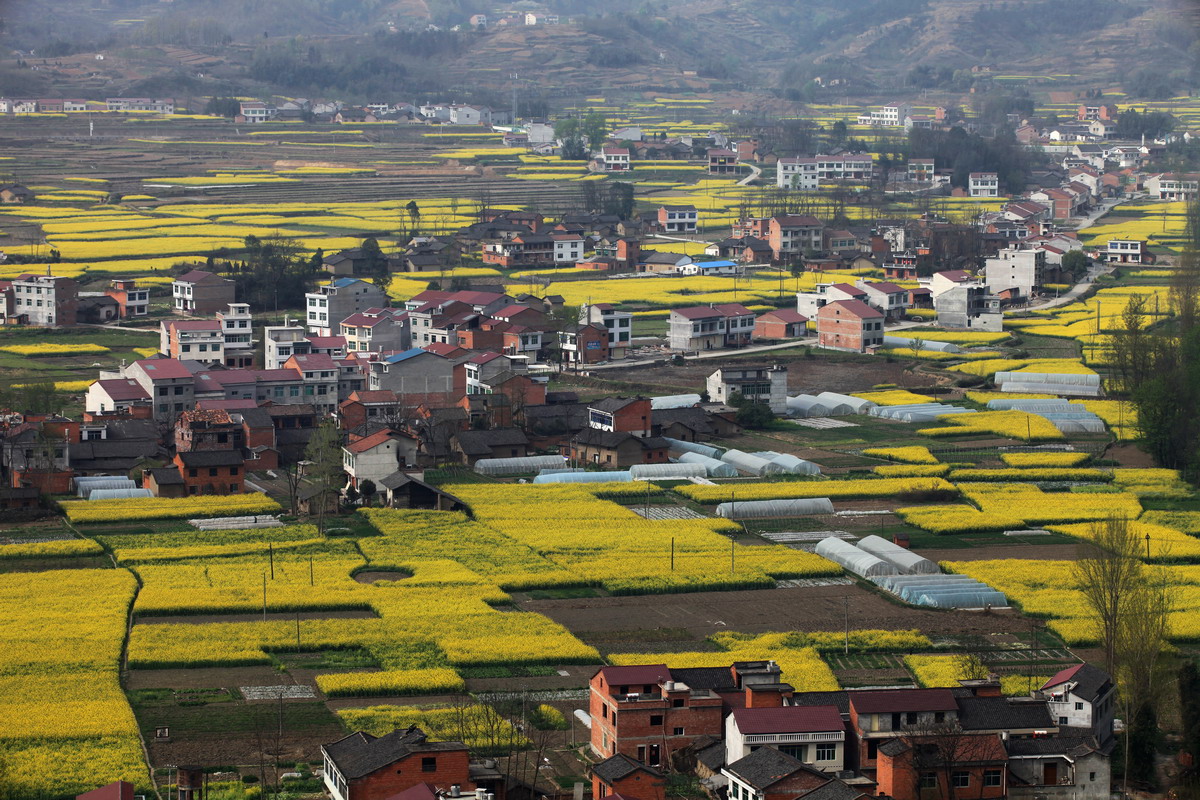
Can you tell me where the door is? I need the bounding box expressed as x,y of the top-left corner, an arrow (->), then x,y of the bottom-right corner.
1043,763 -> 1058,785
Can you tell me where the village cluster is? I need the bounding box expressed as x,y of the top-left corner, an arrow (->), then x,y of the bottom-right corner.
0,69 -> 1196,800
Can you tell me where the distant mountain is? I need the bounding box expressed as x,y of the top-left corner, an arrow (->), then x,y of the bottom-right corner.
1,0 -> 1195,102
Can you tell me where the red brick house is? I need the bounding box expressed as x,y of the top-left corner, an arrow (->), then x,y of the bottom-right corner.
339,390 -> 403,431
874,731 -> 1008,800
321,727 -> 476,800
174,449 -> 244,495
753,309 -> 808,340
77,781 -> 135,800
589,661 -> 792,765
560,323 -> 610,365
816,300 -> 884,352
592,755 -> 666,800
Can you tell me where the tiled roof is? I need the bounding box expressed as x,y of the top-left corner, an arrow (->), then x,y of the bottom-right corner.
725,746 -> 810,790
596,664 -> 670,686
818,299 -> 883,319
1041,663 -> 1111,702
732,705 -> 844,735
135,358 -> 192,379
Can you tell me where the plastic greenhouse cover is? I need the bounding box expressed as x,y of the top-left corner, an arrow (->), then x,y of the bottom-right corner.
816,392 -> 876,414
883,335 -> 962,353
786,395 -> 833,418
716,497 -> 835,519
532,470 -> 633,484
815,537 -> 898,577
995,371 -> 1101,387
538,467 -> 585,476
677,452 -> 739,477
856,534 -> 939,575
766,453 -> 821,475
873,574 -> 976,590
475,455 -> 568,475
651,394 -> 702,410
77,478 -> 137,497
987,400 -> 1078,411
896,581 -> 993,602
664,437 -> 724,459
915,590 -> 1008,609
73,475 -> 130,485
720,449 -> 787,476
87,488 -> 154,500
629,463 -> 708,480
999,382 -> 1102,397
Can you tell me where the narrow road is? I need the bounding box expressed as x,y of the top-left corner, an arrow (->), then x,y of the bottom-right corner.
738,161 -> 763,187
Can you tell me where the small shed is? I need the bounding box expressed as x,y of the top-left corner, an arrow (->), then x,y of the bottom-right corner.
377,472 -> 466,512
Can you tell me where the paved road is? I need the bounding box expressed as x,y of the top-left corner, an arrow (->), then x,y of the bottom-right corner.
738,161 -> 763,187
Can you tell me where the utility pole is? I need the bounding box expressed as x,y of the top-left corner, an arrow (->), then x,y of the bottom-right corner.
844,596 -> 850,654
671,537 -> 675,571
262,573 -> 267,622
269,543 -> 274,580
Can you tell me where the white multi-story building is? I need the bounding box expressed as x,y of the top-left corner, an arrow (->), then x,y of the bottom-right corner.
552,234 -> 585,263
216,303 -> 255,368
10,273 -> 78,327
601,147 -> 630,172
305,278 -> 390,337
984,247 -> 1045,296
969,172 -> 1000,197
856,101 -> 912,127
581,303 -> 634,359
776,157 -> 819,190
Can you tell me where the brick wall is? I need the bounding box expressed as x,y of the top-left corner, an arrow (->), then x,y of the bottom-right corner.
350,750 -> 473,800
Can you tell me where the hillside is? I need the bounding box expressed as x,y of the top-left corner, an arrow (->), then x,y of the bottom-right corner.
1,0 -> 1195,102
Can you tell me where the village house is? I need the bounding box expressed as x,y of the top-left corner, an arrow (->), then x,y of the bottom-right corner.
306,279 -> 392,337
656,205 -> 699,234
591,755 -> 666,800
581,304 -> 634,359
668,304 -> 756,351
753,309 -> 808,340
724,705 -> 846,771
815,300 -> 884,353
343,429 -> 418,488
1101,238 -> 1152,264
706,366 -> 788,414
9,273 -> 78,327
708,148 -> 739,175
969,172 -> 1000,198
984,247 -> 1045,297
776,157 -> 820,190
602,147 -> 631,172
104,279 -> 150,318
854,281 -> 911,321
321,727 -> 479,800
160,320 -> 224,365
172,269 -> 235,315
340,308 -> 411,353
173,449 -> 245,495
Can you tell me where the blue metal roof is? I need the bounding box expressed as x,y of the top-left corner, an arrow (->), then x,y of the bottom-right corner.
384,347 -> 427,363
695,260 -> 737,269
330,278 -> 363,288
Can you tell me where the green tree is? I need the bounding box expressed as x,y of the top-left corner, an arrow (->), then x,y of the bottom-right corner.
582,111 -> 609,150
360,236 -> 390,289
359,478 -> 377,508
303,418 -> 344,534
1061,249 -> 1089,281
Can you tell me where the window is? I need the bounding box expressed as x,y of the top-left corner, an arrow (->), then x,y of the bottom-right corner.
919,773 -> 937,789
951,772 -> 970,788
906,712 -> 918,725
230,467 -> 239,476
188,469 -> 198,478
209,468 -> 218,477
421,757 -> 436,773
1075,702 -> 1084,710
934,711 -> 945,724
984,770 -> 1003,787
672,727 -> 684,736
649,715 -> 663,726
1059,716 -> 1069,724
815,745 -> 836,762
672,698 -> 684,708
230,484 -> 238,492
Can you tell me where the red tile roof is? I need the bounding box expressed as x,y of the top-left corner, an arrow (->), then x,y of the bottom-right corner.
424,343 -> 466,357
818,299 -> 883,319
347,390 -> 399,404
830,283 -> 867,297
672,306 -> 724,320
1041,663 -> 1083,690
345,428 -> 408,454
135,358 -> 192,379
94,379 -> 150,401
596,664 -> 671,686
732,705 -> 844,734
167,320 -> 221,331
760,309 -> 808,323
287,353 -> 337,370
712,303 -> 755,317
861,281 -> 906,294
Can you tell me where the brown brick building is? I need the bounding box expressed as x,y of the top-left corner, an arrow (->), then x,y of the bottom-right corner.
321,727 -> 483,800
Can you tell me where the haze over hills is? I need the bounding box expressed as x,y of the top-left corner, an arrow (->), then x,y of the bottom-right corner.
0,0 -> 1196,103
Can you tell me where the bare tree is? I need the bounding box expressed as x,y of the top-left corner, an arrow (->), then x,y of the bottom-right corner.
1073,516 -> 1145,672
905,721 -> 997,800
